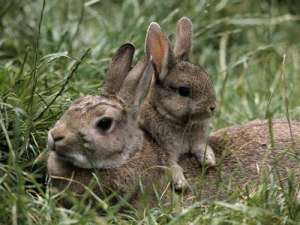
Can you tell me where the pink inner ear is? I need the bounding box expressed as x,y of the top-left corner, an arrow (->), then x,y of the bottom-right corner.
148,30 -> 168,74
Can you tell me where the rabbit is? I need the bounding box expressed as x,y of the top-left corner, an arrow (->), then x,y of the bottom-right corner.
139,17 -> 217,191
46,44 -> 300,201
47,43 -> 169,200
48,118 -> 300,204
47,36 -> 300,207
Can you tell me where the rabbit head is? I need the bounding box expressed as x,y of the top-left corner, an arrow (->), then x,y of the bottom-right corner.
47,43 -> 152,169
145,17 -> 216,124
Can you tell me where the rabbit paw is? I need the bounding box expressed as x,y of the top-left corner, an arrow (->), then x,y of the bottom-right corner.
170,164 -> 189,192
194,144 -> 216,167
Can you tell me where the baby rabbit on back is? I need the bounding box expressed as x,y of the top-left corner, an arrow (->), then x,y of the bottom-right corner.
139,17 -> 217,190
47,44 -> 166,196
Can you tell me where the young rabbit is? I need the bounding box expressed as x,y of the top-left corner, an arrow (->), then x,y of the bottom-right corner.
139,17 -> 217,190
47,43 -> 168,198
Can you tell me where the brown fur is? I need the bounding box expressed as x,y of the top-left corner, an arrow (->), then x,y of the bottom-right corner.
47,134 -> 166,197
139,18 -> 217,190
197,119 -> 300,198
46,21 -> 299,205
48,119 -> 300,204
47,43 -> 167,206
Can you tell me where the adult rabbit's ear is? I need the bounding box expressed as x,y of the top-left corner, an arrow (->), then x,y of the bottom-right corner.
174,17 -> 192,61
118,56 -> 151,110
145,22 -> 175,82
133,61 -> 153,111
102,43 -> 135,96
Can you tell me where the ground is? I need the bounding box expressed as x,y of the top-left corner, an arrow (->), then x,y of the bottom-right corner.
0,0 -> 300,224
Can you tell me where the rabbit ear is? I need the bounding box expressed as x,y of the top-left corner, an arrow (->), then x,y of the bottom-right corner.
118,56 -> 150,107
102,43 -> 135,96
145,22 -> 175,82
174,17 -> 192,61
133,61 -> 153,112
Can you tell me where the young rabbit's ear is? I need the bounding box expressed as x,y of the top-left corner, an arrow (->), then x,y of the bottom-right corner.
145,22 -> 175,82
118,56 -> 151,108
102,43 -> 135,96
174,17 -> 192,61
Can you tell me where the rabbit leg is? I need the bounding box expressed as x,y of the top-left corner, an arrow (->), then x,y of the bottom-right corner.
191,122 -> 216,167
192,143 -> 216,167
168,155 -> 188,191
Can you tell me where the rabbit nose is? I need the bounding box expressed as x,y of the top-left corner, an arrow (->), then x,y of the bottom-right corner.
50,122 -> 66,142
48,130 -> 65,152
210,106 -> 216,112
51,132 -> 65,142
209,103 -> 216,112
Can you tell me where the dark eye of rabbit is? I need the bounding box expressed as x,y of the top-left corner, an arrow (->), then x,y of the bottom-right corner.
96,117 -> 113,132
178,86 -> 191,97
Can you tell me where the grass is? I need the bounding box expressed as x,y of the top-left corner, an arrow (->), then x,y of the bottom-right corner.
0,0 -> 300,224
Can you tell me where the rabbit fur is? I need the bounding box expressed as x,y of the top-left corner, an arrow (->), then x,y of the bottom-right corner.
139,17 -> 217,190
47,43 -> 169,202
47,19 -> 300,205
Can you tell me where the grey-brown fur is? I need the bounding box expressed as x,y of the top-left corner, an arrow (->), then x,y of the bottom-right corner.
47,134 -> 166,197
47,21 -> 300,205
184,119 -> 300,200
48,119 -> 300,204
47,43 -> 166,201
139,17 -> 217,190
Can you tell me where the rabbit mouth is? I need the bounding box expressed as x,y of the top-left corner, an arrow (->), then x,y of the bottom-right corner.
55,151 -> 96,169
55,148 -> 129,169
154,103 -> 184,124
55,152 -> 73,163
189,111 -> 212,121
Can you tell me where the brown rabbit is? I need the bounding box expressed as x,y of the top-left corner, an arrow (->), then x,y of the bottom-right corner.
47,43 -> 169,200
139,17 -> 217,190
46,44 -> 300,203
47,34 -> 300,207
48,118 -> 300,204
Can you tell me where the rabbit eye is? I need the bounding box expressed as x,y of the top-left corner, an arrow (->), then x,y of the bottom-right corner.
96,117 -> 113,132
178,86 -> 191,97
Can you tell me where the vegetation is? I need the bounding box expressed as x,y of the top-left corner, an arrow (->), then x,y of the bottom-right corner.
0,0 -> 299,224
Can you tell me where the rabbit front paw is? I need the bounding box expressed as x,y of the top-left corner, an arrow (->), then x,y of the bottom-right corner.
170,164 -> 189,191
193,144 -> 216,167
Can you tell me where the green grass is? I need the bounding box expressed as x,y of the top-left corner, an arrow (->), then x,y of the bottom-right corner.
0,0 -> 300,224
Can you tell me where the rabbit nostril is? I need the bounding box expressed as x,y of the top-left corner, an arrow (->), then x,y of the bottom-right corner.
210,106 -> 216,112
52,133 -> 65,142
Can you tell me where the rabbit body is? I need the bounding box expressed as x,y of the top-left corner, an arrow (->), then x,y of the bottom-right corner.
185,119 -> 300,201
139,18 -> 217,190
47,43 -> 169,202
48,118 -> 300,204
